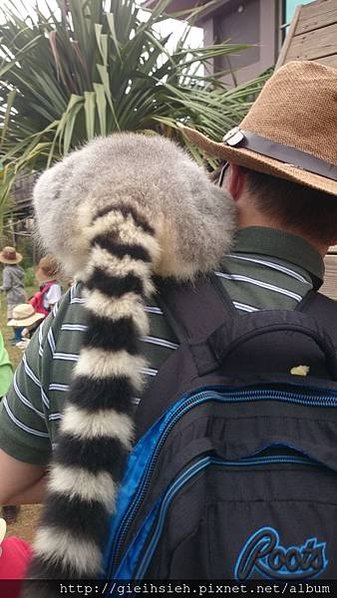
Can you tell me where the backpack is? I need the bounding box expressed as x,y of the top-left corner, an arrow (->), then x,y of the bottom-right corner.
102,274 -> 337,581
29,281 -> 55,316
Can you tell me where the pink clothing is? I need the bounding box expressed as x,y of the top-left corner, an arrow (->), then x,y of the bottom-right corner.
0,537 -> 32,597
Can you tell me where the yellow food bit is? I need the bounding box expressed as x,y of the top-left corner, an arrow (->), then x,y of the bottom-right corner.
290,365 -> 310,376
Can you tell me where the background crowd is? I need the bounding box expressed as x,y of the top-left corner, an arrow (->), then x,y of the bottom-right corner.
0,249 -> 62,524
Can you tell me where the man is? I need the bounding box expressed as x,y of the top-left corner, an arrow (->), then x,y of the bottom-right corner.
1,60 -> 337,569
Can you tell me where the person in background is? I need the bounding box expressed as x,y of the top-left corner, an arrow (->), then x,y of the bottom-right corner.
0,331 -> 19,524
8,304 -> 45,352
0,247 -> 26,344
0,517 -> 32,586
30,255 -> 62,316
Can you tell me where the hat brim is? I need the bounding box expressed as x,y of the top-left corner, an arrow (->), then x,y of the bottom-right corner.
0,252 -> 23,264
181,126 -> 337,198
8,312 -> 45,328
0,519 -> 6,544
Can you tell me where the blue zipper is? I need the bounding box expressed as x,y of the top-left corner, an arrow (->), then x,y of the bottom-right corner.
106,385 -> 337,576
126,453 -> 318,579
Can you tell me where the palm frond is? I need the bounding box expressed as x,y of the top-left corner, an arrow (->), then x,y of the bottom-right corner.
0,0 -> 269,218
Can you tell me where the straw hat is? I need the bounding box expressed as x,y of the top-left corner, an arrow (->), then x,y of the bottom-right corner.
8,304 -> 45,328
181,61 -> 337,197
0,519 -> 6,545
0,246 -> 22,264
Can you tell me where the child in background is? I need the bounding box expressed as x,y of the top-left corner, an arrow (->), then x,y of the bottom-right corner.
30,255 -> 62,316
8,304 -> 45,351
0,518 -> 32,585
0,247 -> 26,343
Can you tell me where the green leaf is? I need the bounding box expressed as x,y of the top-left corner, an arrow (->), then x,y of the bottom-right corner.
97,63 -> 120,130
0,0 -> 268,225
95,24 -> 108,66
84,91 -> 96,140
106,13 -> 122,60
94,82 -> 107,136
0,88 -> 16,147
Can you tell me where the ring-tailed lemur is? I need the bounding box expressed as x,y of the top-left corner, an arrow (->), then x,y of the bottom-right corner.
26,133 -> 236,587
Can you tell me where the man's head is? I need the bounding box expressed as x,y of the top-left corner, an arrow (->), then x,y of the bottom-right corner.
182,60 -> 337,255
223,164 -> 337,255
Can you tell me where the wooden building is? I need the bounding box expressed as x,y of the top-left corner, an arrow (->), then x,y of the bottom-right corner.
11,172 -> 36,218
277,0 -> 337,69
145,1 -> 314,84
276,0 -> 337,300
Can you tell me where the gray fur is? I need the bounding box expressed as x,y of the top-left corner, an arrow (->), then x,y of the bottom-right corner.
26,133 -> 237,589
34,133 -> 236,279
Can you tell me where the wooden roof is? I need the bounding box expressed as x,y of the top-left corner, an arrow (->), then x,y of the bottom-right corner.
277,0 -> 337,69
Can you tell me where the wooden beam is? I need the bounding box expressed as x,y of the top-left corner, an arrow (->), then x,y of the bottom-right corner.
321,255 -> 337,300
275,5 -> 301,70
286,21 -> 337,62
296,0 -> 337,36
313,53 -> 337,68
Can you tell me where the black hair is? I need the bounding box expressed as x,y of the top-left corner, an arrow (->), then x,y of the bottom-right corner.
243,168 -> 337,245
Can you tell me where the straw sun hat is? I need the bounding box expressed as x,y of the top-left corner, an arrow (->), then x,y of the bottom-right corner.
0,246 -> 22,265
8,304 -> 45,328
181,60 -> 337,197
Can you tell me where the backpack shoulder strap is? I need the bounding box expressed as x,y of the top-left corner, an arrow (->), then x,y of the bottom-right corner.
41,280 -> 55,296
157,282 -> 337,380
156,274 -> 236,344
298,290 -> 337,346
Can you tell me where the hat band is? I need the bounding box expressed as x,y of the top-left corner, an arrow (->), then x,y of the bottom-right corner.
223,128 -> 337,182
12,312 -> 35,321
3,251 -> 17,260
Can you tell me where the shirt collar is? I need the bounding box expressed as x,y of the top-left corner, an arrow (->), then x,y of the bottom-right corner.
232,227 -> 324,289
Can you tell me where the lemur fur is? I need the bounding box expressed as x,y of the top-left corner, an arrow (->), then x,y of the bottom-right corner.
26,133 -> 236,585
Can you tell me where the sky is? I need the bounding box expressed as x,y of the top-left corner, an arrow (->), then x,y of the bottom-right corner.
1,0 -> 203,49
286,0 -> 313,23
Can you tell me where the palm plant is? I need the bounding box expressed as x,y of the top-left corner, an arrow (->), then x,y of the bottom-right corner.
0,0 -> 267,211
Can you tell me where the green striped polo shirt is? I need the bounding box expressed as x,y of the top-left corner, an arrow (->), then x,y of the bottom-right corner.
0,227 -> 324,465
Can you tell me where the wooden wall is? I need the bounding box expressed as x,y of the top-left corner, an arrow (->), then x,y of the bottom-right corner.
277,0 -> 337,69
321,249 -> 337,299
277,0 -> 337,301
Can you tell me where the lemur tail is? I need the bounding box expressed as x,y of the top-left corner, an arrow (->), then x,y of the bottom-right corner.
27,203 -> 160,579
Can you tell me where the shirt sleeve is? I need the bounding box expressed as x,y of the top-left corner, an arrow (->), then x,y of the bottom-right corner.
45,283 -> 62,308
0,333 -> 13,397
0,318 -> 52,465
1,268 -> 11,292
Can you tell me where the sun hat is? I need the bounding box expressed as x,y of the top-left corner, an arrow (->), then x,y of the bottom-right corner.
8,304 -> 45,328
0,246 -> 22,264
181,60 -> 337,197
0,519 -> 6,545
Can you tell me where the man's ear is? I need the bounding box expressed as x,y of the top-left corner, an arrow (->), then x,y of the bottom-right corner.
226,163 -> 246,201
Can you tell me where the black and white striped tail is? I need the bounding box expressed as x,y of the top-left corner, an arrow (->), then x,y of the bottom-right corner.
27,204 -> 160,581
